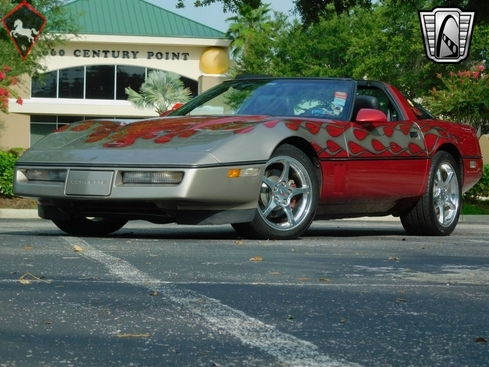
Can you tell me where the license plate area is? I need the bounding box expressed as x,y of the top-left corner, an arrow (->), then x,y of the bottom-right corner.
66,170 -> 114,196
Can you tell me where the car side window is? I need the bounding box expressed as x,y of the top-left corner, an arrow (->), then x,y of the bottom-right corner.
356,87 -> 400,121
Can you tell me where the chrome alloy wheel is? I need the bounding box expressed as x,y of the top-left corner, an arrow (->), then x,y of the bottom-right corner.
258,156 -> 313,231
432,161 -> 459,227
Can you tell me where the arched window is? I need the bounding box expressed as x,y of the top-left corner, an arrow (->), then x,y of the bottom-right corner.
32,65 -> 197,99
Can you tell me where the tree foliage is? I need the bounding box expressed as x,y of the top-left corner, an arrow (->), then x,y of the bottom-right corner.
176,0 -> 262,13
390,0 -> 489,25
177,0 -> 489,26
0,65 -> 22,112
125,71 -> 192,115
231,9 -> 355,77
424,63 -> 489,133
293,0 -> 373,25
231,0 -> 489,98
346,1 -> 442,97
225,3 -> 272,59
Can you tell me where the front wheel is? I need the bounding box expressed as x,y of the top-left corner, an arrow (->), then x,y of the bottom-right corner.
232,144 -> 319,240
401,151 -> 461,236
52,217 -> 128,236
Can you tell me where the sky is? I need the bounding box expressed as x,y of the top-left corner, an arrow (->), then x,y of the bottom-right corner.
145,0 -> 296,32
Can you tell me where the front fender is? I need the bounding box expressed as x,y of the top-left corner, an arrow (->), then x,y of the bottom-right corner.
209,119 -> 336,163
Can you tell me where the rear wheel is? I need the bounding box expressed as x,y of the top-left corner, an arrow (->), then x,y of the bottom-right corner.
232,144 -> 319,240
52,217 -> 128,236
401,151 -> 461,236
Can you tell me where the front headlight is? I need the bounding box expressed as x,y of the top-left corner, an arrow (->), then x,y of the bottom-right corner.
24,169 -> 67,182
122,171 -> 184,184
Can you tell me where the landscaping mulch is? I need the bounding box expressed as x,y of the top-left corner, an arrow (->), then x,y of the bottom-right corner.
0,196 -> 37,209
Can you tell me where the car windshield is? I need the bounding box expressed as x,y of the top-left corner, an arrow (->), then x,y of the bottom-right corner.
405,97 -> 436,120
170,78 -> 356,121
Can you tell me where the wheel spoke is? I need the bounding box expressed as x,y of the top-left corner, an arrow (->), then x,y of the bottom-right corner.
435,169 -> 442,185
447,199 -> 457,210
443,169 -> 454,186
292,186 -> 309,196
282,205 -> 296,227
437,200 -> 445,224
279,160 -> 291,182
262,199 -> 278,218
262,175 -> 276,190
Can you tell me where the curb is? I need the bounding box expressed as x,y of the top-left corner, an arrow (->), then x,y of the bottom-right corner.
1,209 -> 488,223
460,215 -> 489,223
343,215 -> 489,223
0,209 -> 40,219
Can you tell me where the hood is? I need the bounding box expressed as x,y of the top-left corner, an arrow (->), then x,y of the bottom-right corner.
34,116 -> 275,148
18,115 -> 282,166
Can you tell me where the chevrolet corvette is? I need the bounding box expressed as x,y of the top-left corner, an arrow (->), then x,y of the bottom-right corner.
13,76 -> 483,239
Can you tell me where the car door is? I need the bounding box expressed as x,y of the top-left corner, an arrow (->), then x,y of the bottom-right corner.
342,87 -> 430,211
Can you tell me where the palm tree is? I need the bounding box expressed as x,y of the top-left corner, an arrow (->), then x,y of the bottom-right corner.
125,70 -> 192,115
225,3 -> 272,60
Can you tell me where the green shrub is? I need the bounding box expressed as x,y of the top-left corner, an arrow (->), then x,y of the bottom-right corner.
461,201 -> 489,215
463,164 -> 489,200
0,150 -> 18,198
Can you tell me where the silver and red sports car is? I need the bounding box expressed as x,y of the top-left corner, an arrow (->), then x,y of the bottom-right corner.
14,77 -> 482,239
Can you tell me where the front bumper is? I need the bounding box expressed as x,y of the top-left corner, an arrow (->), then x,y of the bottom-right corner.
14,164 -> 265,224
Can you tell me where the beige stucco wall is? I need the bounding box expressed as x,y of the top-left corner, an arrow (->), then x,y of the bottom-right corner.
0,75 -> 31,150
0,112 -> 30,150
479,135 -> 489,165
198,75 -> 230,94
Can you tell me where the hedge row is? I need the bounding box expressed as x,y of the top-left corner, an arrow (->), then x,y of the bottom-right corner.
0,148 -> 23,197
463,164 -> 489,200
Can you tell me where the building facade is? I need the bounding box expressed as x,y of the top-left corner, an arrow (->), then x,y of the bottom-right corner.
1,0 -> 231,150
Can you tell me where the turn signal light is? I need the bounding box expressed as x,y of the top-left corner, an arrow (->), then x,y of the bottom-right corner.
227,168 -> 260,178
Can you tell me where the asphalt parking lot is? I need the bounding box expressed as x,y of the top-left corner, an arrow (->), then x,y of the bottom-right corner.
0,217 -> 488,367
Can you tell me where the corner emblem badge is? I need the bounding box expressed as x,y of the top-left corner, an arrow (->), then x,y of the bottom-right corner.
419,7 -> 475,63
2,1 -> 47,60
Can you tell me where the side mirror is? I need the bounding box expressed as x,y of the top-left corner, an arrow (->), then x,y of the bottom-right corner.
160,110 -> 173,116
355,108 -> 388,122
159,102 -> 185,116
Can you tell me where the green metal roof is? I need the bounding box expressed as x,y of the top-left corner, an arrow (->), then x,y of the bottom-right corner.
63,0 -> 226,38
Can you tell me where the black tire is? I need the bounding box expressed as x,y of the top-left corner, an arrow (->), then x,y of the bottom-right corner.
52,217 -> 128,236
232,144 -> 319,240
401,151 -> 461,236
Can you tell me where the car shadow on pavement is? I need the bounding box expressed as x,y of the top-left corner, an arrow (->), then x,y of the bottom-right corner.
2,219 -> 407,240
305,220 -> 407,237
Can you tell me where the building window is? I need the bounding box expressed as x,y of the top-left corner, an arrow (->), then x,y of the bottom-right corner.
31,66 -> 197,100
32,71 -> 57,98
86,65 -> 115,99
30,115 -> 66,146
59,66 -> 84,99
116,66 -> 145,100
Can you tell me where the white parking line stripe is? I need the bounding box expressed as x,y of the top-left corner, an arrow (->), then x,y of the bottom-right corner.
62,236 -> 362,367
